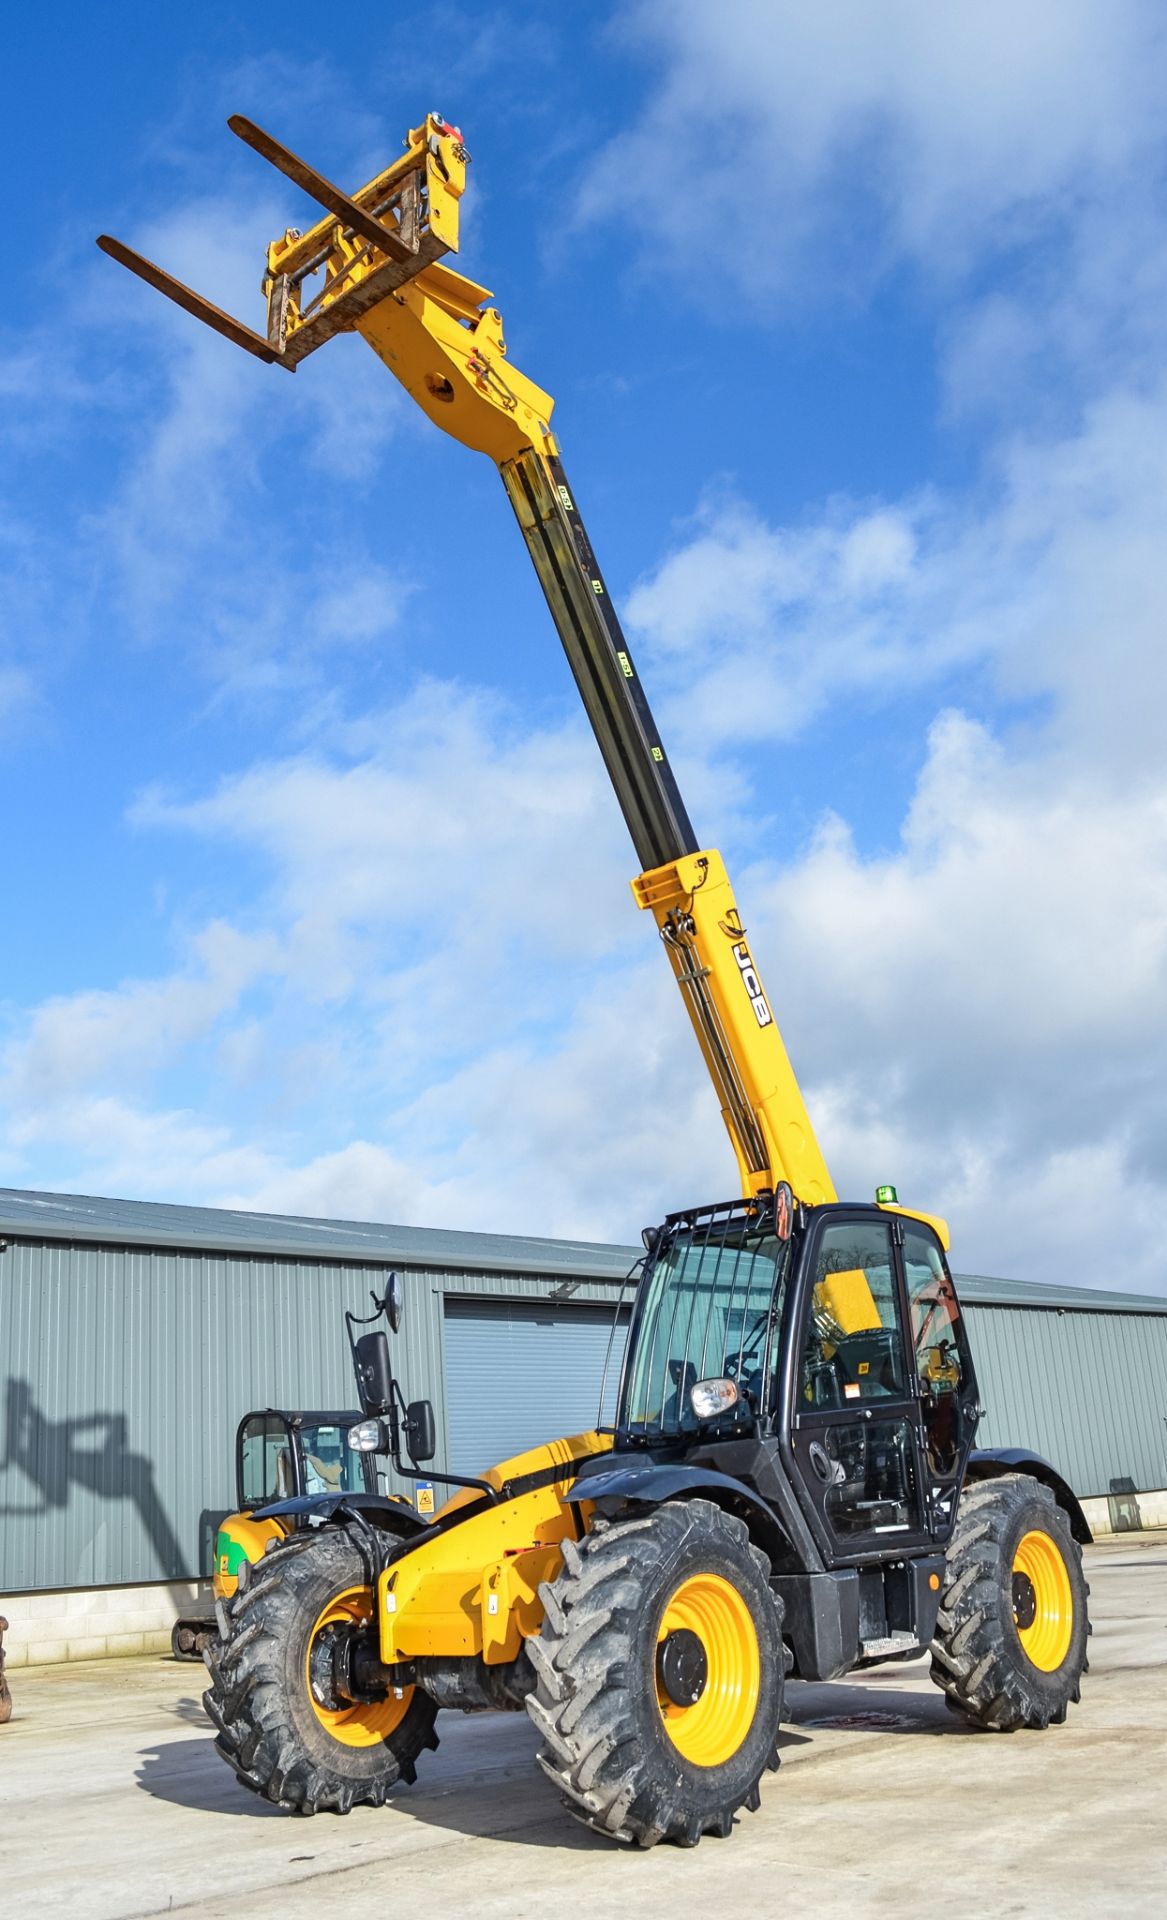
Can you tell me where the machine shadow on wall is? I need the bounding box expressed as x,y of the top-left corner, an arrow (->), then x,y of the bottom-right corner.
0,1377 -> 186,1579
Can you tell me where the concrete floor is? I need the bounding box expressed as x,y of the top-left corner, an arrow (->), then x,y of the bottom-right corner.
2,1533 -> 1164,1920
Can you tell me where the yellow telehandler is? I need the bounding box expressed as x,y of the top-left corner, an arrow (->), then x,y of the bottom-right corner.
99,115 -> 1090,1846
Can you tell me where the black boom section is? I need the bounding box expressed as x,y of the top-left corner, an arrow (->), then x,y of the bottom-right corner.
499,448 -> 697,874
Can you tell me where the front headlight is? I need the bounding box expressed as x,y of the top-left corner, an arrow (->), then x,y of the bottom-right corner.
689,1376 -> 739,1421
348,1418 -> 385,1452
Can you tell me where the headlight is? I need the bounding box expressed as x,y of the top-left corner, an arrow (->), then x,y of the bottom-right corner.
348,1418 -> 385,1452
689,1377 -> 739,1421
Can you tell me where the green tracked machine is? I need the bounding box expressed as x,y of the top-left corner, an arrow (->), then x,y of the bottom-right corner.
100,114 -> 1092,1848
171,1403 -> 382,1660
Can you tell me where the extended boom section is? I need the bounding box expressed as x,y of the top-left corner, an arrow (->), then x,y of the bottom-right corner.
499,447 -> 833,1204
97,112 -> 833,1204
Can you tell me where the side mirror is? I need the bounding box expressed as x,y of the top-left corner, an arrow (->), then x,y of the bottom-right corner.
385,1271 -> 404,1335
404,1398 -> 437,1464
354,1331 -> 394,1415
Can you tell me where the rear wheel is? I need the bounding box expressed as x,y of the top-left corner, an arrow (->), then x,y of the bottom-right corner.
203,1528 -> 438,1812
930,1474 -> 1089,1730
527,1499 -> 784,1848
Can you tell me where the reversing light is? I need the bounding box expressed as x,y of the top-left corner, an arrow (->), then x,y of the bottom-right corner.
875,1184 -> 899,1206
689,1377 -> 740,1421
348,1419 -> 384,1453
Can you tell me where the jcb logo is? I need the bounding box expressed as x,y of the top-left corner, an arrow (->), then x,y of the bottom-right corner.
732,942 -> 773,1028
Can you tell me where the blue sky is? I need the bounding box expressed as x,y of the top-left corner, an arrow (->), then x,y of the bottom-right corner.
3,3 -> 1166,1291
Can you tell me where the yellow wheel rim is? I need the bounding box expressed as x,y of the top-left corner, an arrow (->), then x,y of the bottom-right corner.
1012,1530 -> 1073,1673
305,1586 -> 412,1748
655,1572 -> 760,1767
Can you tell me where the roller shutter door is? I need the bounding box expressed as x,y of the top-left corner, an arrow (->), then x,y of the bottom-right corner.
444,1297 -> 627,1474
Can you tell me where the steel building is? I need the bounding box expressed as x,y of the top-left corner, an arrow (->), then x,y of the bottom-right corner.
2,1186 -> 1165,1662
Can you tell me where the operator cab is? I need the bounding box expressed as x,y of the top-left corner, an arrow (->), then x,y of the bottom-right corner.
614,1191 -> 979,1565
236,1408 -> 377,1511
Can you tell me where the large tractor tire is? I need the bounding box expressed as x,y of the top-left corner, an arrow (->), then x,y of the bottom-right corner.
527,1499 -> 784,1848
930,1473 -> 1089,1731
203,1528 -> 438,1813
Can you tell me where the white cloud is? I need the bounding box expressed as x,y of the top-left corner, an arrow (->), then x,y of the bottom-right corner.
583,1 -> 1164,297
83,186 -> 412,703
1,922 -> 279,1109
624,493 -> 941,748
753,705 -> 1167,1194
215,1138 -> 424,1226
132,680 -> 637,1026
0,1092 -> 275,1199
628,377 -> 1167,768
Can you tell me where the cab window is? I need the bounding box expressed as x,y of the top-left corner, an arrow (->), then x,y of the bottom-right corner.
299,1422 -> 362,1495
801,1221 -> 906,1410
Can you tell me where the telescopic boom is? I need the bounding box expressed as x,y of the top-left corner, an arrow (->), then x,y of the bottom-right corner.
98,113 -> 836,1209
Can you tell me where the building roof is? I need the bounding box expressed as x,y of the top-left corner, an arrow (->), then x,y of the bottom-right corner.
1,1183 -> 1165,1313
0,1185 -> 637,1282
950,1270 -> 1167,1314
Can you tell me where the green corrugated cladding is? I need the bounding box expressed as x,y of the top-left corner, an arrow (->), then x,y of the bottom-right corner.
0,1233 -> 628,1592
1,1186 -> 1166,1591
965,1302 -> 1167,1496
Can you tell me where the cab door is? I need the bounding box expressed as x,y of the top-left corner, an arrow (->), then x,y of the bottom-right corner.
787,1213 -> 930,1560
901,1221 -> 980,1541
235,1411 -> 300,1510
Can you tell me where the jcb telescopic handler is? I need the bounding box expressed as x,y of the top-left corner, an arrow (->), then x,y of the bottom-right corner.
100,115 -> 1090,1847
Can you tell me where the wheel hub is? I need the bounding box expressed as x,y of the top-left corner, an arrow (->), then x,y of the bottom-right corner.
308,1621 -> 349,1711
1011,1569 -> 1037,1632
656,1627 -> 708,1707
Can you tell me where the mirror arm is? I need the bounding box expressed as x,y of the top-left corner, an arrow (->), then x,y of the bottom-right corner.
384,1376 -> 499,1503
345,1284 -> 498,1505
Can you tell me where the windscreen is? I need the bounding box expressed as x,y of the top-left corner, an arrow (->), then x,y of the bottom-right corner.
619,1211 -> 790,1438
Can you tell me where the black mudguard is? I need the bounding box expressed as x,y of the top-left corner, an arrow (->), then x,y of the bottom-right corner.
252,1489 -> 427,1534
571,1461 -> 790,1567
966,1448 -> 1092,1544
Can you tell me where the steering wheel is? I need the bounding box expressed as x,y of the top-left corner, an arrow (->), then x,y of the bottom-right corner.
724,1310 -> 769,1378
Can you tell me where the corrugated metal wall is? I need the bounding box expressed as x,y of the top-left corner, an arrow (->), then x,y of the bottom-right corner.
966,1303 -> 1167,1497
0,1236 -> 624,1592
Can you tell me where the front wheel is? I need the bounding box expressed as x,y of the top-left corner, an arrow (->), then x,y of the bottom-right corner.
204,1528 -> 438,1812
527,1499 -> 784,1848
930,1474 -> 1089,1730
